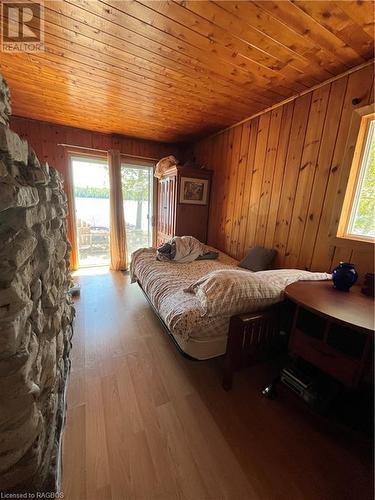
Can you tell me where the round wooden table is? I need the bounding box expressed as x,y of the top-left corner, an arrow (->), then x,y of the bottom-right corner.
285,281 -> 374,333
285,280 -> 374,387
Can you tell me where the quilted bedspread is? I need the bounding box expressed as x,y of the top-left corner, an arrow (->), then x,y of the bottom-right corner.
130,247 -> 239,341
130,247 -> 331,342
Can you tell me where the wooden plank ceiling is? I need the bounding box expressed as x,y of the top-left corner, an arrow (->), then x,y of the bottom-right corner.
1,0 -> 374,142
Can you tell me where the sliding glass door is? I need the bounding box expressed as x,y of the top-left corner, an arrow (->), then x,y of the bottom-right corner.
121,162 -> 154,258
71,155 -> 154,268
71,156 -> 110,267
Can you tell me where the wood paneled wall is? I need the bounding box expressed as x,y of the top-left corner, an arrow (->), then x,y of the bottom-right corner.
11,116 -> 178,269
192,64 -> 374,280
11,116 -> 178,176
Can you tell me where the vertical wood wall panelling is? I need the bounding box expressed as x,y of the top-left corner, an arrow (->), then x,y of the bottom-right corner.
255,107 -> 283,248
263,101 -> 294,251
207,132 -> 225,246
229,120 -> 251,256
205,135 -> 217,243
272,93 -> 312,266
297,76 -> 348,270
243,113 -> 271,254
284,84 -> 331,268
217,129 -> 233,249
192,65 -> 375,279
237,117 -> 260,258
224,125 -> 243,254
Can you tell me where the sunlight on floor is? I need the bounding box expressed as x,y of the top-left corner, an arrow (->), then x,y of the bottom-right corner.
72,266 -> 110,277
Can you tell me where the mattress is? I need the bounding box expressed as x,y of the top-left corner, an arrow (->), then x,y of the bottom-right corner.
131,247 -> 240,359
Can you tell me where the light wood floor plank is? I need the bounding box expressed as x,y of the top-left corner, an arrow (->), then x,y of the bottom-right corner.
156,401 -> 212,500
62,405 -> 87,500
85,376 -> 111,500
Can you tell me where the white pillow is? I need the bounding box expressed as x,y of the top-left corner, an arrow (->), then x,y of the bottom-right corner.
185,269 -> 282,317
186,269 -> 331,318
254,269 -> 332,287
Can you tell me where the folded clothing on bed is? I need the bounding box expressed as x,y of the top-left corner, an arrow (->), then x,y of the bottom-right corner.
156,236 -> 218,263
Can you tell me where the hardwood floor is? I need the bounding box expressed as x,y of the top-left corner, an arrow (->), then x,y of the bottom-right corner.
62,270 -> 373,500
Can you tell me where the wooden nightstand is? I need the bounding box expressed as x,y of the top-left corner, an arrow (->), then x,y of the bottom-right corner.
285,281 -> 374,388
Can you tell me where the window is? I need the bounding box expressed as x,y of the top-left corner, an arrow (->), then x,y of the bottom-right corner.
338,111 -> 375,242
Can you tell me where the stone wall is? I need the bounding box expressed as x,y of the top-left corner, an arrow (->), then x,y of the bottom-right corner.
0,74 -> 74,492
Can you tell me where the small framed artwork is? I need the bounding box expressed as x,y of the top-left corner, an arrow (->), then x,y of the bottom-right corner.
180,177 -> 209,205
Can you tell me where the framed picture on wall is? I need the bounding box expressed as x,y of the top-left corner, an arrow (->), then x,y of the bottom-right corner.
180,177 -> 209,205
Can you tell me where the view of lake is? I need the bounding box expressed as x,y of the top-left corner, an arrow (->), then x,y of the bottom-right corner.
75,197 -> 151,232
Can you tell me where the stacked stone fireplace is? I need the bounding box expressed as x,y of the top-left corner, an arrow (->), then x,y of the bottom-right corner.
0,75 -> 74,492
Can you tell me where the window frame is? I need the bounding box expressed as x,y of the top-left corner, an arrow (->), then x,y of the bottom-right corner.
337,108 -> 375,244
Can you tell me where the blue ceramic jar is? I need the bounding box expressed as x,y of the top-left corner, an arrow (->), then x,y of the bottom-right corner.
332,262 -> 358,291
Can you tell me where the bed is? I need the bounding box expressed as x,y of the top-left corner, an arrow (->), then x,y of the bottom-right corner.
130,246 -> 331,362
131,247 -> 240,359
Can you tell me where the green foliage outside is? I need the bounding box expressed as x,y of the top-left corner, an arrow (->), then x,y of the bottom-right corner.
352,126 -> 375,237
74,186 -> 109,198
121,166 -> 150,201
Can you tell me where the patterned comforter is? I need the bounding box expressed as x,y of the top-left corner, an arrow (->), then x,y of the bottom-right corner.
130,248 -> 331,342
130,247 -> 239,341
